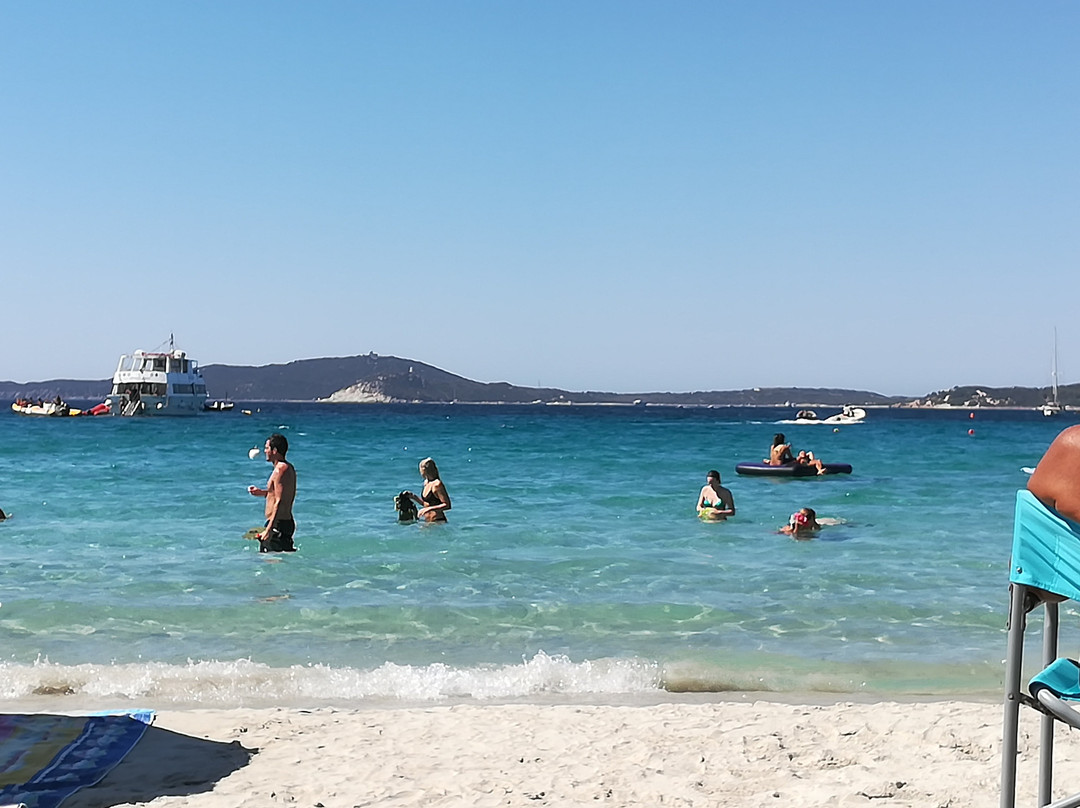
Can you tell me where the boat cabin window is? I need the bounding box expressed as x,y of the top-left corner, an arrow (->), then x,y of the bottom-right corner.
172,383 -> 194,394
194,384 -> 207,394
139,383 -> 167,395
115,382 -> 166,395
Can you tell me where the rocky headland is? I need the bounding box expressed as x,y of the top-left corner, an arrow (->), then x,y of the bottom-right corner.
0,352 -> 1071,409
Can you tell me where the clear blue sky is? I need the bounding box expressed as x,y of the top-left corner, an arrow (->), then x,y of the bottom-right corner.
2,1 -> 1077,396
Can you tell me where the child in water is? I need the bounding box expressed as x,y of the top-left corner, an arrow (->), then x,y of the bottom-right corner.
779,507 -> 821,539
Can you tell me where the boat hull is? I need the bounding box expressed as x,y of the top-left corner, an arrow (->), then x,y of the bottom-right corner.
106,395 -> 205,416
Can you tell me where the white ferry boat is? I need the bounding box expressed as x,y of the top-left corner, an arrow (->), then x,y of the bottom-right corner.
106,340 -> 208,416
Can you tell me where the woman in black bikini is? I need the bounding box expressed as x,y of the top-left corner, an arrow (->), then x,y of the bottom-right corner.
406,457 -> 451,522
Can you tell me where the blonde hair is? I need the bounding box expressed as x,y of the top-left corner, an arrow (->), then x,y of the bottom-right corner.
419,457 -> 440,480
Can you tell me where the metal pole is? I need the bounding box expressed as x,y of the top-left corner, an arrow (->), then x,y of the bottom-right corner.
1041,602 -> 1060,806
1002,583 -> 1029,808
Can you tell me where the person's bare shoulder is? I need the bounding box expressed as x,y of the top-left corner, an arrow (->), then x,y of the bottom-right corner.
1028,426 -> 1080,515
1033,426 -> 1080,470
1056,425 -> 1080,448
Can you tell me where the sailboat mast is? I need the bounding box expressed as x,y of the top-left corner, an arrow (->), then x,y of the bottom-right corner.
1052,327 -> 1060,404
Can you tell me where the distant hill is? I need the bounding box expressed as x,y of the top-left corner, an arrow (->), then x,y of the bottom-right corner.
0,352 -> 1069,408
0,378 -> 110,400
199,353 -> 907,406
910,384 -> 1080,409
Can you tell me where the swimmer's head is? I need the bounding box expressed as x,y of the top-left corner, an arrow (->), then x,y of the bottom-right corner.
706,469 -> 721,483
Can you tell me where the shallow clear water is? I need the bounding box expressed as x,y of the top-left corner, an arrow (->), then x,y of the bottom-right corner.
0,403 -> 1071,706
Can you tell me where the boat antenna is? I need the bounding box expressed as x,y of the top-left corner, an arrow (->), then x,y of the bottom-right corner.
149,334 -> 178,353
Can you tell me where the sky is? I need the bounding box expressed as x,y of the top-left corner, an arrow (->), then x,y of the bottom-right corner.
2,2 -> 1077,396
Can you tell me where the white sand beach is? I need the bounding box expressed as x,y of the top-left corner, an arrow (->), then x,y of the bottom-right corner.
59,697 -> 1080,808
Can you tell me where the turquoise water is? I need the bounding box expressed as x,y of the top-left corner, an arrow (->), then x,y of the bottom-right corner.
0,404 -> 1071,706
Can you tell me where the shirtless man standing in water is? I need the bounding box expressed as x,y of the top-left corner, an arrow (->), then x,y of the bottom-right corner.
1028,425 -> 1080,524
248,432 -> 297,552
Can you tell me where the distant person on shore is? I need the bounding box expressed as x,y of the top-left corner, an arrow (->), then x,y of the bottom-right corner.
767,434 -> 795,465
779,507 -> 821,539
697,470 -> 735,520
404,457 -> 451,522
1028,425 -> 1080,524
247,432 -> 297,552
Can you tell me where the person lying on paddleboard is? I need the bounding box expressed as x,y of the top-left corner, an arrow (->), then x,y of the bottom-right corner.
795,450 -> 827,475
697,470 -> 735,520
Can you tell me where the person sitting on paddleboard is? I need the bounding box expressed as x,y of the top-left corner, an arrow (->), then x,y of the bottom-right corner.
767,434 -> 795,465
697,470 -> 735,520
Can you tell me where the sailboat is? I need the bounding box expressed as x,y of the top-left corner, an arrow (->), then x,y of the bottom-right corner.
1041,328 -> 1064,416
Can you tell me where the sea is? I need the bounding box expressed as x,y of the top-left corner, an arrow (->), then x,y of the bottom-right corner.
0,403 -> 1073,709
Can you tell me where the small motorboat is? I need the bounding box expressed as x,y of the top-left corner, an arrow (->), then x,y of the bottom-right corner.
11,399 -> 111,417
12,398 -> 79,417
204,399 -> 235,412
12,401 -> 73,417
789,406 -> 867,425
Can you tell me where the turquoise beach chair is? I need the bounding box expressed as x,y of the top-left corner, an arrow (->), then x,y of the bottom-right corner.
1002,490 -> 1080,808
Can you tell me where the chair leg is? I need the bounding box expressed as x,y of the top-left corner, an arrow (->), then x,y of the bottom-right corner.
1042,602 -> 1060,806
1002,582 -> 1030,808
